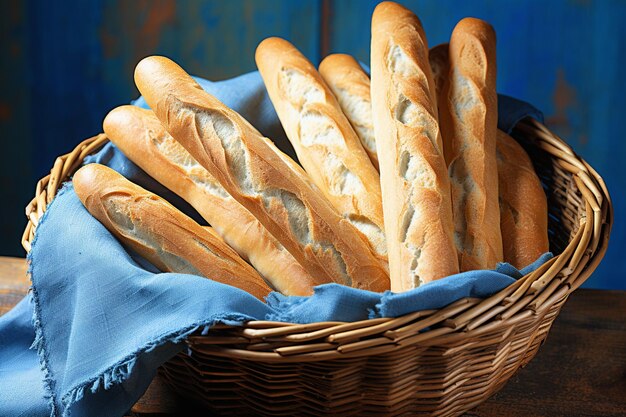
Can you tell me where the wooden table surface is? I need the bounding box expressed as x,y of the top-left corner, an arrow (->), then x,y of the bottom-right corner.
1,256 -> 624,416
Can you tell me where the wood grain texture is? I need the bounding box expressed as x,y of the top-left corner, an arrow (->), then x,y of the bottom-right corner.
0,256 -> 29,316
131,289 -> 626,416
465,289 -> 626,417
129,289 -> 626,416
129,374 -> 183,416
0,258 -> 624,415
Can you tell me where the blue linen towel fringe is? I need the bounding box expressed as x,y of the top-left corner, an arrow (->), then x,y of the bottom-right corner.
0,70 -> 550,417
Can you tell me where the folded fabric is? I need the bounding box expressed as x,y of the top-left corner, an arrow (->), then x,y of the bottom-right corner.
0,70 -> 548,417
0,296 -> 49,417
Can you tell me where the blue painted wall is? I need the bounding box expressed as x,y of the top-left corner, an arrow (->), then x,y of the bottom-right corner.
0,0 -> 623,289
327,0 -> 626,290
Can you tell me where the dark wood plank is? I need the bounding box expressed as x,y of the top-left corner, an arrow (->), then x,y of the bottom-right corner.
464,289 -> 626,416
128,289 -> 626,416
0,256 -> 29,315
1,257 -> 623,415
129,374 -> 184,416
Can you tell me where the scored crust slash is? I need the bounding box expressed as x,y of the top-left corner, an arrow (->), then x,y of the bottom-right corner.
74,1 -> 547,298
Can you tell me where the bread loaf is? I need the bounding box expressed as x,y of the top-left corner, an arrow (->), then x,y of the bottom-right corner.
255,38 -> 387,264
72,163 -> 272,300
427,43 -> 454,165
446,18 -> 503,271
371,1 -> 459,291
430,47 -> 547,268
134,56 -> 390,292
103,106 -> 318,295
428,43 -> 449,99
318,53 -> 379,170
496,130 -> 549,269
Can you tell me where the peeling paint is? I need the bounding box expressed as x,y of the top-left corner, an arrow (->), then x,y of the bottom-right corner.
545,68 -> 577,136
0,103 -> 11,121
138,0 -> 176,48
99,0 -> 176,58
100,29 -> 117,59
10,43 -> 20,57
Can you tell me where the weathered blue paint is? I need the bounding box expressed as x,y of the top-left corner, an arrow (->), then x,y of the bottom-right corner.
0,0 -> 320,257
0,0 -> 623,290
328,0 -> 626,290
0,1 -> 34,258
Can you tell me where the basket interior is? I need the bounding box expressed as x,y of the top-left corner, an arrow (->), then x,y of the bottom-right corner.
19,118 -> 611,417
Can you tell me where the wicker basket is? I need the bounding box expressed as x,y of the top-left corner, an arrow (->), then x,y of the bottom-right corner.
23,118 -> 612,417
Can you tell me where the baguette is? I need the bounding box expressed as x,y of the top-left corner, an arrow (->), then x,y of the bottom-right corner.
446,18 -> 503,271
496,131 -> 549,269
430,47 -> 548,268
318,53 -> 379,170
427,43 -> 454,165
371,1 -> 459,291
134,56 -> 390,291
103,106 -> 319,295
72,164 -> 272,300
428,43 -> 449,99
255,38 -> 387,263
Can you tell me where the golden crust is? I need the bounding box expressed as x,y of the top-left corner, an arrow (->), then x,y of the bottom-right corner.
371,1 -> 459,291
103,105 -> 318,296
256,38 -> 387,265
428,43 -> 449,99
319,53 -> 379,170
446,17 -> 503,271
496,131 -> 549,269
431,47 -> 545,269
134,56 -> 389,292
427,43 -> 454,165
72,164 -> 272,300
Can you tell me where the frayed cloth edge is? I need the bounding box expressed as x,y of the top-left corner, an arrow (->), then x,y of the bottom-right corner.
58,313 -> 252,417
29,184 -> 255,417
29,183 -> 75,417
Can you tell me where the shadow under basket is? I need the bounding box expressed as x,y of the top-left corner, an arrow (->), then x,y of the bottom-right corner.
22,118 -> 612,417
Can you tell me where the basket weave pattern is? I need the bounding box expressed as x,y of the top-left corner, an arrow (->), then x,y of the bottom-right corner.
23,119 -> 612,416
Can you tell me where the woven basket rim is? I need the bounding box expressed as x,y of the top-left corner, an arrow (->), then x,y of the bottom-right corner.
21,118 -> 613,361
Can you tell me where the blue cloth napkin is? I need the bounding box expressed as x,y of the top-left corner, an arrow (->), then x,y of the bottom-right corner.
0,70 -> 548,417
